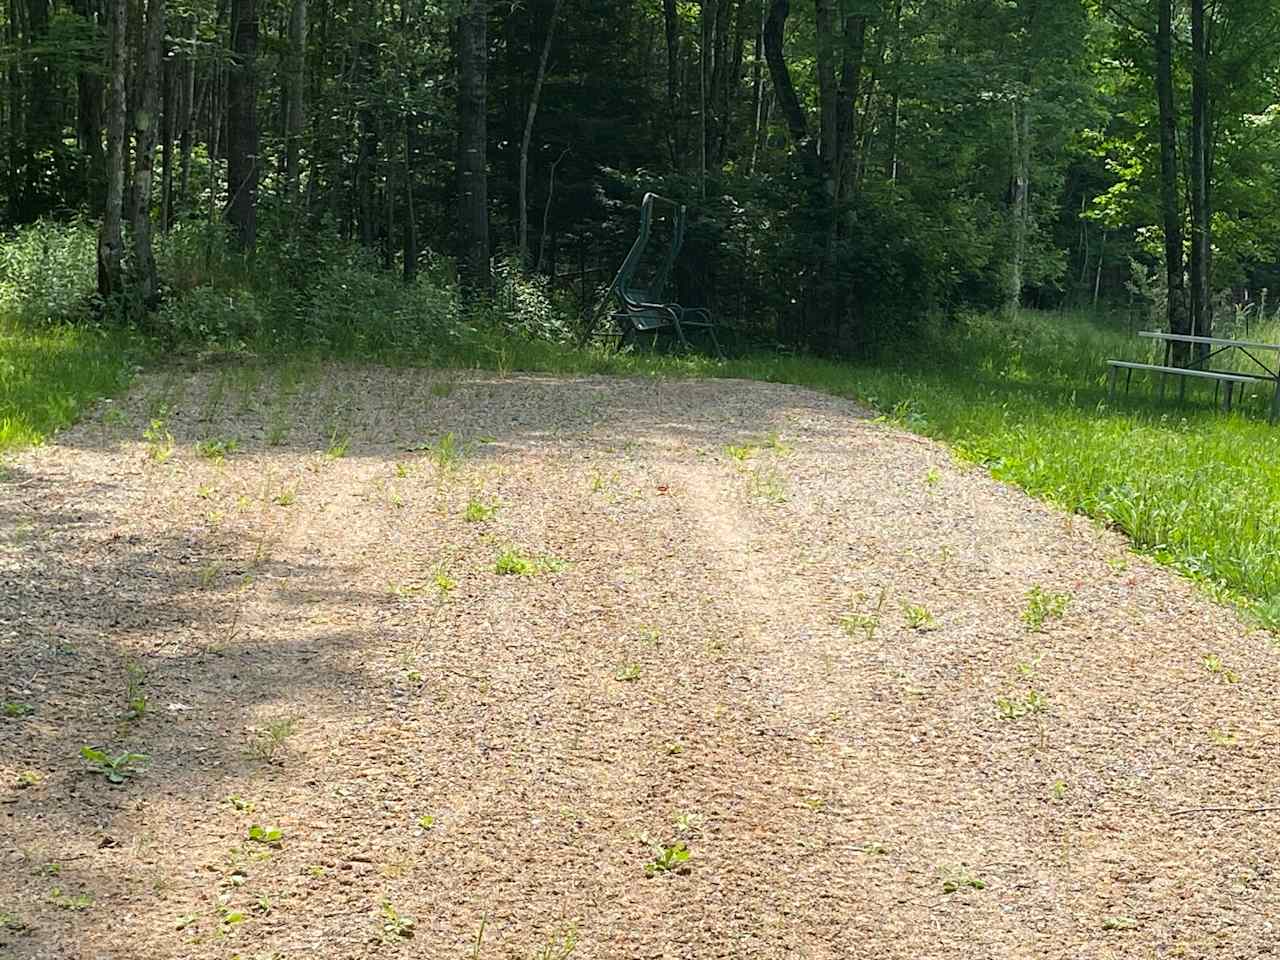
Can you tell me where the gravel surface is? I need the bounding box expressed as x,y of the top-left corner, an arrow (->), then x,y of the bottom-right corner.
1,365 -> 1277,959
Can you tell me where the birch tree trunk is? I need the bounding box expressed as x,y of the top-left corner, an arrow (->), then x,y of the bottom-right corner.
128,0 -> 164,302
518,0 -> 562,268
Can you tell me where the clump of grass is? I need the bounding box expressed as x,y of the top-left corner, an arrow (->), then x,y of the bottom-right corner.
248,716 -> 298,763
840,588 -> 887,641
748,465 -> 788,503
494,546 -> 563,576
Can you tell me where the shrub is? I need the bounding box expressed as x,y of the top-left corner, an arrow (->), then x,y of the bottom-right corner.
0,219 -> 98,325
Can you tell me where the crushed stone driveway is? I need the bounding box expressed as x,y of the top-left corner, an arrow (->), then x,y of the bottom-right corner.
1,367 -> 1277,959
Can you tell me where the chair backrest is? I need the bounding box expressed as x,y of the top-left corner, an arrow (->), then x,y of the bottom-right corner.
611,193 -> 688,309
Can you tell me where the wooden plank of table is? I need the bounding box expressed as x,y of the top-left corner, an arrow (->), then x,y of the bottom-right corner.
1138,330 -> 1280,351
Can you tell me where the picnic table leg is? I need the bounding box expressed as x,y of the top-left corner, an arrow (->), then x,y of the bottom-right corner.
1223,382 -> 1233,413
1271,379 -> 1280,425
1108,365 -> 1118,401
1125,368 -> 1133,395
1159,341 -> 1170,401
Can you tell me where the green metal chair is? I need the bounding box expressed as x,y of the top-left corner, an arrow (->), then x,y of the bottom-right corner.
609,193 -> 723,357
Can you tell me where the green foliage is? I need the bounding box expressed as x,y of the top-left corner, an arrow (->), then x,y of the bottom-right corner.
380,901 -> 416,940
2,700 -> 34,718
1021,586 -> 1071,631
464,497 -> 498,522
643,840 -> 691,877
79,746 -> 147,784
247,825 -> 283,846
0,220 -> 98,326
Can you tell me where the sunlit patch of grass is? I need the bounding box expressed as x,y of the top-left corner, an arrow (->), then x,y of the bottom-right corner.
0,316 -> 141,453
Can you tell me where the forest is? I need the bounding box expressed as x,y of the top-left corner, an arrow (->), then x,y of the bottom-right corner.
2,0 -> 1279,351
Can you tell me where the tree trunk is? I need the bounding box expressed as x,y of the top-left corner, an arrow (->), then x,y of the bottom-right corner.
836,10 -> 868,206
762,0 -> 809,160
699,0 -> 710,197
457,0 -> 490,290
663,0 -> 680,167
1156,0 -> 1189,361
98,0 -> 128,300
178,16 -> 197,206
1189,0 -> 1212,348
285,0 -> 305,200
161,53 -> 175,231
813,0 -> 838,203
226,0 -> 258,251
748,0 -> 765,173
403,118 -> 417,283
1004,96 -> 1032,318
128,0 -> 164,303
76,0 -> 106,210
519,0 -> 562,268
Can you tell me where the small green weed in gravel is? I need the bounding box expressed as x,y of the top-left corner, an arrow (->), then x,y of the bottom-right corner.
1022,586 -> 1071,631
902,603 -> 938,631
80,747 -> 147,785
143,416 -> 174,463
748,466 -> 788,503
643,840 -> 691,877
380,901 -> 416,940
1203,653 -> 1241,683
273,487 -> 296,507
249,716 -> 298,763
325,427 -> 350,460
123,660 -> 147,719
195,437 -> 239,462
494,547 -> 562,576
941,866 -> 986,894
1102,916 -> 1139,931
423,431 -> 468,472
840,589 -> 887,642
2,700 -> 34,718
48,888 -> 93,910
247,825 -> 283,847
995,689 -> 1048,719
464,497 -> 498,522
614,663 -> 641,682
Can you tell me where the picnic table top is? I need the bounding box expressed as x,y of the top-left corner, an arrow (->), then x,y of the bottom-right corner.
1138,330 -> 1280,351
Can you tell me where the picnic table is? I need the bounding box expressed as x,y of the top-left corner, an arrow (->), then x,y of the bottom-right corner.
1107,331 -> 1280,423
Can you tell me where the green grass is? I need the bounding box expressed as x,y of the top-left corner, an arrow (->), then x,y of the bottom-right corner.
5,299 -> 1280,624
0,316 -> 140,453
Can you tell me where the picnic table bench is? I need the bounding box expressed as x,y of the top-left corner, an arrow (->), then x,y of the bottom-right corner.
1106,331 -> 1280,422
